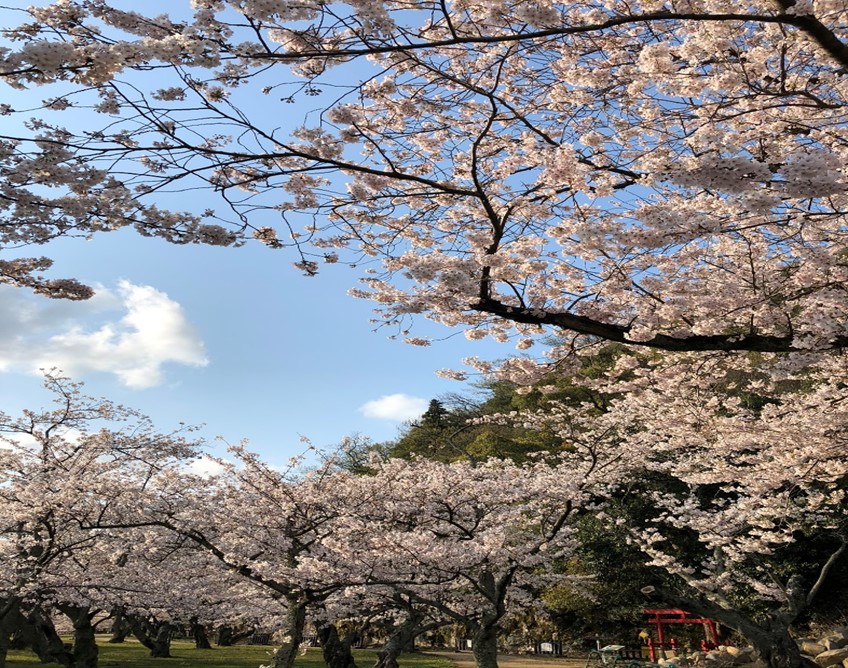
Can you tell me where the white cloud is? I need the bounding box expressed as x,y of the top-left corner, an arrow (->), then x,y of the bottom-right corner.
359,393 -> 428,421
0,280 -> 207,388
186,455 -> 229,478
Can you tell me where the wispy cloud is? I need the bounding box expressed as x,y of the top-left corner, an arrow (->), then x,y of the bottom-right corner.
0,281 -> 207,388
359,393 -> 427,421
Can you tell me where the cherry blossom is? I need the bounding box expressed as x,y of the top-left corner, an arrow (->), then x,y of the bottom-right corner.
2,7 -> 848,668
0,1 -> 845,356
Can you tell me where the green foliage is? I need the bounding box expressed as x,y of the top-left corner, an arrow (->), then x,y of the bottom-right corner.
420,400 -> 450,429
542,513 -> 657,640
387,397 -> 477,462
387,345 -> 636,464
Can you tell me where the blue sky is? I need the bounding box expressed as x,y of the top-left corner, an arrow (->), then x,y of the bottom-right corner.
0,1 -> 520,466
0,228 -> 508,465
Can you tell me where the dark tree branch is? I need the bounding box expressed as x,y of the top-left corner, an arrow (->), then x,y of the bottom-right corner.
471,297 -> 848,352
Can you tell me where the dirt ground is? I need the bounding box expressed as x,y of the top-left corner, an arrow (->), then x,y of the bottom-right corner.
423,650 -> 587,668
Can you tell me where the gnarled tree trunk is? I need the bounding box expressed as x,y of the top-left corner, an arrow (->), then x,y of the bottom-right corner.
108,609 -> 130,643
374,608 -> 444,668
318,623 -> 358,668
470,619 -> 500,668
267,596 -> 308,668
0,598 -> 19,668
58,605 -> 99,668
128,615 -> 175,658
467,568 -> 513,668
20,605 -> 74,667
374,629 -> 406,668
216,624 -> 255,646
190,617 -> 212,649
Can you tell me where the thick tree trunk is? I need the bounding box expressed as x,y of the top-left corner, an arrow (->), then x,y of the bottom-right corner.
734,620 -> 816,668
470,620 -> 500,668
217,626 -> 235,646
0,598 -> 16,668
58,605 -> 99,668
267,597 -> 308,668
318,623 -> 358,668
150,623 -> 174,658
756,633 -> 812,668
374,632 -> 405,668
2,601 -> 102,668
108,610 -> 130,643
129,616 -> 175,658
0,624 -> 9,668
467,568 -> 512,668
0,623 -> 20,668
22,605 -> 74,667
216,625 -> 255,646
190,617 -> 212,649
374,610 -> 432,668
72,620 -> 99,668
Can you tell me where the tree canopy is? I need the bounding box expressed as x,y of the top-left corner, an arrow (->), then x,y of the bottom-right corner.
0,1 -> 847,363
2,4 -> 848,668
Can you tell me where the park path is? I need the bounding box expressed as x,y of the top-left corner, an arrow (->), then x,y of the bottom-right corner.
422,650 -> 586,668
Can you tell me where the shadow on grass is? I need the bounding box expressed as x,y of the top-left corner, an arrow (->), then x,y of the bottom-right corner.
5,640 -> 457,668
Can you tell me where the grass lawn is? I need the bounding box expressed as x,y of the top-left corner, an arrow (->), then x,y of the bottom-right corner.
5,640 -> 456,668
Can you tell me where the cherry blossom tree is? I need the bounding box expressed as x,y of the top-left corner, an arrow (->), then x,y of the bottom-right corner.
486,350 -> 848,668
0,1 -> 846,358
3,9 -> 847,663
135,444 -> 365,668
0,373 -> 205,668
0,376 -> 320,668
327,456 -> 591,668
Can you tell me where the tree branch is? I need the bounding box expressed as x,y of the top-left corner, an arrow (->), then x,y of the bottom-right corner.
470,297 -> 848,352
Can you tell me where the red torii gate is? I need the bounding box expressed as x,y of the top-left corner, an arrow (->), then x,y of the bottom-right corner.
644,609 -> 720,662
